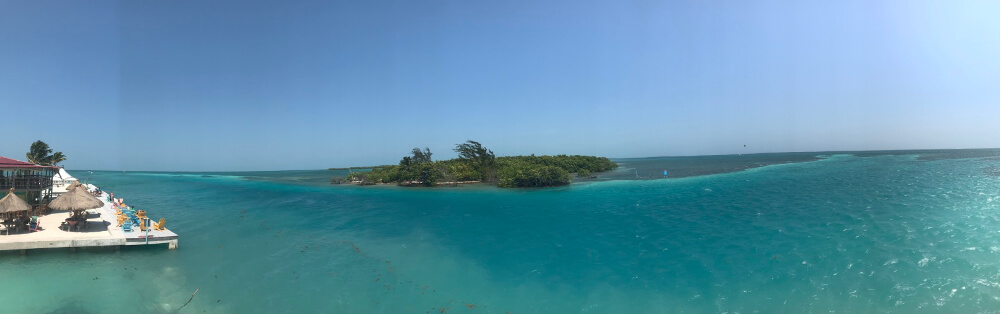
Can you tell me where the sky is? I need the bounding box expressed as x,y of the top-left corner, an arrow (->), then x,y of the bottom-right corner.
1,0 -> 999,171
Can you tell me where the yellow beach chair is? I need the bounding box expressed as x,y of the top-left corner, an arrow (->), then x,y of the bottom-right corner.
154,218 -> 166,231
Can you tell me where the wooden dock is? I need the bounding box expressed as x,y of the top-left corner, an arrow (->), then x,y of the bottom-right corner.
0,185 -> 177,252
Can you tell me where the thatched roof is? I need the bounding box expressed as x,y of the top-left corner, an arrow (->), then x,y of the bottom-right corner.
48,185 -> 104,212
0,188 -> 31,214
65,181 -> 82,191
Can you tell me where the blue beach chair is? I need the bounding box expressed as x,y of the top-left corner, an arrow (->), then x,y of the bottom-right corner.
122,222 -> 133,232
29,216 -> 40,232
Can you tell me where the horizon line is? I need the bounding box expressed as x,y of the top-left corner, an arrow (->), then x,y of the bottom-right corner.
65,147 -> 1000,173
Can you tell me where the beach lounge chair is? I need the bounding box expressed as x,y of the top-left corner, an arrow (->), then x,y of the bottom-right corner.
29,216 -> 40,232
153,218 -> 166,231
122,222 -> 133,232
138,219 -> 147,231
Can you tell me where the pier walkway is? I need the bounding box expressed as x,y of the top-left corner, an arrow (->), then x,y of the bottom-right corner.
0,185 -> 177,252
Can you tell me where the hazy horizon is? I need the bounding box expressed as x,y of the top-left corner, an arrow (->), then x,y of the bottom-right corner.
3,1 -> 999,171
48,147 -> 997,173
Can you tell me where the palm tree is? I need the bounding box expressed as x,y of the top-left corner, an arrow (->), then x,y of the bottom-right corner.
49,152 -> 67,166
26,141 -> 53,165
25,140 -> 67,166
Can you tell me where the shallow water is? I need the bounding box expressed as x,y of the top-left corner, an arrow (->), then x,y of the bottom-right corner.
3,151 -> 1000,313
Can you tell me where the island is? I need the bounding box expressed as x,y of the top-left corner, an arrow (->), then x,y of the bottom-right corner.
331,140 -> 618,188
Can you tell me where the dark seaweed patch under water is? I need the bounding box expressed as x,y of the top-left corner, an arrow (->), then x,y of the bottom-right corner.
606,149 -> 1000,180
46,299 -> 96,314
608,152 -> 822,179
855,148 -> 1000,161
984,166 -> 1000,177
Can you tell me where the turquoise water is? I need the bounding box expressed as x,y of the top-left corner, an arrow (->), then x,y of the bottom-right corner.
3,151 -> 1000,313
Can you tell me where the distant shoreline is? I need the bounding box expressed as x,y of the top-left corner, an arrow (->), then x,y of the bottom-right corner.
66,149 -> 1000,191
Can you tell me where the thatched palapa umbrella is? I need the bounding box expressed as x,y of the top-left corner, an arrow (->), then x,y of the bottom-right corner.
49,183 -> 104,214
0,188 -> 31,219
65,181 -> 83,191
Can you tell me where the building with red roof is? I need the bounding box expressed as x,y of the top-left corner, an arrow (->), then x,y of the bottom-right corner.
0,156 -> 57,206
0,156 -> 55,169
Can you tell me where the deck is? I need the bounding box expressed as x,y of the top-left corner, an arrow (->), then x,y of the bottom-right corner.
0,185 -> 177,252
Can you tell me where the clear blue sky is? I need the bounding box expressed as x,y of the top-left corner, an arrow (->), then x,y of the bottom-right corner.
2,1 -> 999,171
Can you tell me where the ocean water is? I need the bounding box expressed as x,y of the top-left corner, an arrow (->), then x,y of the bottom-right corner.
3,150 -> 1000,313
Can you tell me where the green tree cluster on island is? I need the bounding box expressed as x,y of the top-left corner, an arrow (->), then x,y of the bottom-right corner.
339,140 -> 617,188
